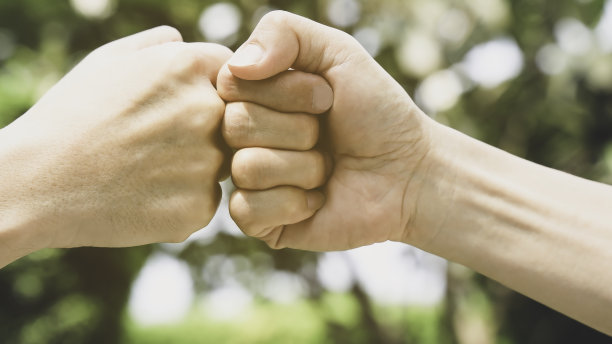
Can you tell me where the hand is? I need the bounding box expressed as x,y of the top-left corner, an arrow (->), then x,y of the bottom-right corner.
218,12 -> 434,251
215,12 -> 612,335
217,60 -> 334,248
0,26 -> 232,253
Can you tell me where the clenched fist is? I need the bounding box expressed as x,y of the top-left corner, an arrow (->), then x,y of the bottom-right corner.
0,26 -> 231,266
218,11 -> 433,251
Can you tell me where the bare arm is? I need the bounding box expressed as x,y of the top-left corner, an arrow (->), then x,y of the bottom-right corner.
219,11 -> 612,335
408,120 -> 612,334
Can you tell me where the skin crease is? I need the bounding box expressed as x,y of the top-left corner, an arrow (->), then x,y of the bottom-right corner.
0,27 -> 232,267
220,11 -> 612,335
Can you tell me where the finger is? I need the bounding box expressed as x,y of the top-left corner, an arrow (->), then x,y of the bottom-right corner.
185,43 -> 233,86
105,26 -> 183,52
223,102 -> 319,150
229,187 -> 325,240
232,148 -> 329,190
144,42 -> 233,86
218,66 -> 333,114
226,10 -> 360,80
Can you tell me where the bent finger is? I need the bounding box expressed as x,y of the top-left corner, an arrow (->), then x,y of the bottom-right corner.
229,187 -> 325,240
218,65 -> 333,114
144,42 -> 232,85
232,148 -> 330,190
223,102 -> 319,150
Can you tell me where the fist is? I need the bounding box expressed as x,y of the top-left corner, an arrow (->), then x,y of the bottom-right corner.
217,12 -> 433,251
217,64 -> 333,245
3,26 -> 232,249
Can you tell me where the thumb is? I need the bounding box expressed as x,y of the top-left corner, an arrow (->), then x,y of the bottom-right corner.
227,11 -> 358,80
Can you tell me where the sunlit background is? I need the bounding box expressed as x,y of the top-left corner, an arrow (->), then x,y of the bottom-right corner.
2,0 -> 612,343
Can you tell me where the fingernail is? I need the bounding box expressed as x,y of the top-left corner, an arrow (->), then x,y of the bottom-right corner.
306,191 -> 326,211
228,43 -> 264,67
312,83 -> 334,113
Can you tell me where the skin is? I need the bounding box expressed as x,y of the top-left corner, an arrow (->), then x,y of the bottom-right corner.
0,26 -> 232,268
218,11 -> 612,335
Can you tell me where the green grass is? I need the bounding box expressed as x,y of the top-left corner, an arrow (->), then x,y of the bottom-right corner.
123,297 -> 328,344
123,292 -> 446,344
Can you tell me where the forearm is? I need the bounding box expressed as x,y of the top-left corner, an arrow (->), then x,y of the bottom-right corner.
408,120 -> 612,334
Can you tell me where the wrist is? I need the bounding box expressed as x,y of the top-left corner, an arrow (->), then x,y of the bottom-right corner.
375,99 -> 440,246
0,124 -> 52,267
394,118 -> 460,248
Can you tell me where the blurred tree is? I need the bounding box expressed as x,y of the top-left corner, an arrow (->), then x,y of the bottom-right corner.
1,0 -> 611,343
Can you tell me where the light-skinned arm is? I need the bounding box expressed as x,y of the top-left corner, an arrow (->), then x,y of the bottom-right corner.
217,11 -> 612,335
0,27 -> 232,268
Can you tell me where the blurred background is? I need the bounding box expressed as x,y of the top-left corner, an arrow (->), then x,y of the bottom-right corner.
1,0 -> 612,343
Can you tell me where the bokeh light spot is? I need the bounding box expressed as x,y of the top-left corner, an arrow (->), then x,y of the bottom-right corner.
70,0 -> 114,19
461,37 -> 524,88
353,27 -> 382,56
416,69 -> 464,113
346,242 -> 447,306
437,8 -> 472,45
536,43 -> 569,75
199,3 -> 242,45
201,285 -> 253,321
555,18 -> 593,56
128,254 -> 194,325
596,0 -> 612,52
327,0 -> 361,28
464,0 -> 509,29
261,272 -> 308,304
317,252 -> 354,292
397,31 -> 442,78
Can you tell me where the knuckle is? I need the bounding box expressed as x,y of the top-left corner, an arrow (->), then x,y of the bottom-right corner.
156,25 -> 183,42
222,103 -> 250,147
180,87 -> 225,132
228,191 -> 254,231
168,49 -> 201,76
213,43 -> 233,58
205,93 -> 226,122
216,66 -> 239,101
231,149 -> 260,188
